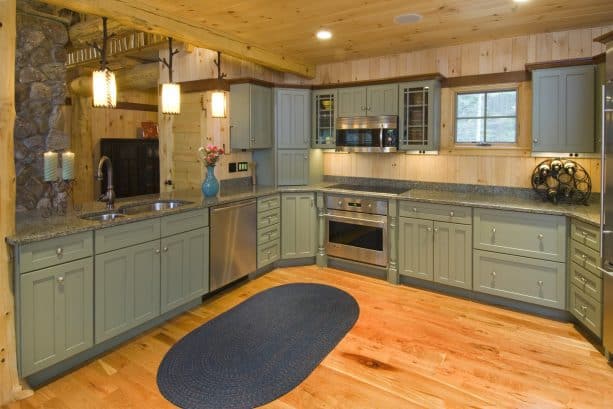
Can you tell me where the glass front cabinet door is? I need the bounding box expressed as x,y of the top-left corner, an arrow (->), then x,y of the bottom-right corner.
312,89 -> 337,148
398,80 -> 441,153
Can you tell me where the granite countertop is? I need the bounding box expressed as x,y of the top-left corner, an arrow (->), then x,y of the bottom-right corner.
7,183 -> 600,245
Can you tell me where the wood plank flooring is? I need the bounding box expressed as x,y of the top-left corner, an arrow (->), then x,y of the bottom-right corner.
5,266 -> 613,409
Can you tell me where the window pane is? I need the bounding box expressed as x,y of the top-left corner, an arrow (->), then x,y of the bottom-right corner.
457,93 -> 485,118
456,118 -> 484,143
485,118 -> 516,142
487,91 -> 516,117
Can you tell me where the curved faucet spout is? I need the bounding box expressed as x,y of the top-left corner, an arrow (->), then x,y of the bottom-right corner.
97,156 -> 116,210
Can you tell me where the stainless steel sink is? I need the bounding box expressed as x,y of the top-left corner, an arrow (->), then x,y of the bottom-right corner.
119,200 -> 193,215
80,212 -> 126,222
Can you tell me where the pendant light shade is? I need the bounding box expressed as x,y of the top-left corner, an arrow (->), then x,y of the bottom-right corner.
161,83 -> 181,115
211,90 -> 227,118
92,68 -> 117,108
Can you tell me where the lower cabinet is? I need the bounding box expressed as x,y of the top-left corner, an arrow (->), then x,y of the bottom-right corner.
94,241 -> 161,343
161,227 -> 210,313
20,258 -> 93,377
281,193 -> 316,259
277,149 -> 309,186
398,217 -> 472,289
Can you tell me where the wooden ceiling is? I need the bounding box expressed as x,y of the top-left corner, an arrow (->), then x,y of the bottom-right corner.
44,0 -> 613,76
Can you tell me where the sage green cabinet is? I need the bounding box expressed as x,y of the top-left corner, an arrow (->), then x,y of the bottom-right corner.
19,231 -> 93,274
161,227 -> 210,313
398,80 -> 440,152
20,258 -> 93,376
337,84 -> 398,117
230,83 -> 273,149
94,241 -> 160,343
532,65 -> 596,153
281,193 -> 316,259
276,88 -> 310,149
399,217 -> 472,289
257,195 -> 281,268
312,89 -> 337,148
398,217 -> 434,280
433,222 -> 472,290
277,150 -> 309,186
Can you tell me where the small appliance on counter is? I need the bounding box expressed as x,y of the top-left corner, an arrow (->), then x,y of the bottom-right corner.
335,115 -> 398,153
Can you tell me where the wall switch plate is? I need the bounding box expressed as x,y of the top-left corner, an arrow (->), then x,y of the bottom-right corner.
228,162 -> 237,173
238,162 -> 249,172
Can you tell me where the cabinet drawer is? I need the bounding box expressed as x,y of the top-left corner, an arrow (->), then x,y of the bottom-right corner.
473,250 -> 566,309
570,283 -> 602,337
95,219 -> 161,254
258,195 -> 280,212
571,219 -> 600,252
257,240 -> 280,269
257,208 -> 280,229
474,208 -> 566,262
570,261 -> 602,302
570,240 -> 601,278
399,201 -> 472,224
258,223 -> 280,245
161,208 -> 209,237
19,232 -> 93,273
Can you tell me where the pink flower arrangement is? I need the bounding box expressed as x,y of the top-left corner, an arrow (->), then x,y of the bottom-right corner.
198,144 -> 225,167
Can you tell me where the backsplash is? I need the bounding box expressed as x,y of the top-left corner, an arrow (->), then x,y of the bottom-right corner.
323,153 -> 602,193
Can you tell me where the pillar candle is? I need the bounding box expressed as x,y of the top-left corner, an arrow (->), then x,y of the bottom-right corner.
62,151 -> 75,180
43,151 -> 58,182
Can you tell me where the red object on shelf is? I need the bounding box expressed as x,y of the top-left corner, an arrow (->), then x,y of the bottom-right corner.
141,121 -> 159,139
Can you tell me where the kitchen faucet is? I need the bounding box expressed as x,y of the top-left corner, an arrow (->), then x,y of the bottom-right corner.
97,155 -> 116,210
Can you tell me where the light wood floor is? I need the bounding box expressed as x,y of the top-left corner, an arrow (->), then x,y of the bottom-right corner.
5,266 -> 613,409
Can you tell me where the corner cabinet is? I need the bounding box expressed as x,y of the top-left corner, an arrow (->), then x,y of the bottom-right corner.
312,89 -> 337,148
532,65 -> 596,153
281,193 -> 317,259
398,80 -> 441,152
230,83 -> 273,149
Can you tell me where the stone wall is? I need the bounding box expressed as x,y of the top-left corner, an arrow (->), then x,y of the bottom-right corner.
14,0 -> 69,211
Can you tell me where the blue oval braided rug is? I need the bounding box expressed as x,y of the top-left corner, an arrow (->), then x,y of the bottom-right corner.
156,283 -> 360,409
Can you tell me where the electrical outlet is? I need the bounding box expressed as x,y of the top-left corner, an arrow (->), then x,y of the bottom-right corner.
238,162 -> 249,172
228,162 -> 237,173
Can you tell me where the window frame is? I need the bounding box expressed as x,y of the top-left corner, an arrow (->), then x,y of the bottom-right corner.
454,88 -> 519,145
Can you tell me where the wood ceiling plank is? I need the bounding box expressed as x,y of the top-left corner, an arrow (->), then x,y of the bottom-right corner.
43,0 -> 315,78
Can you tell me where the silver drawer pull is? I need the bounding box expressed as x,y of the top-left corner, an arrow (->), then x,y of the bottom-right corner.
537,280 -> 544,286
57,276 -> 65,284
582,231 -> 589,237
491,271 -> 496,277
538,233 -> 544,240
56,247 -> 63,256
412,207 -> 417,212
449,211 -> 454,217
491,227 -> 496,234
580,275 -> 587,283
581,254 -> 587,260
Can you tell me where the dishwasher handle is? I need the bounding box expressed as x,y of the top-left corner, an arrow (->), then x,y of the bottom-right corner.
211,199 -> 257,213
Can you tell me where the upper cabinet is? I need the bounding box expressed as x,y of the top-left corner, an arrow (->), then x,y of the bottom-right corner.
532,65 -> 596,153
276,88 -> 311,149
337,84 -> 398,117
230,83 -> 273,150
398,80 -> 441,152
312,89 -> 337,148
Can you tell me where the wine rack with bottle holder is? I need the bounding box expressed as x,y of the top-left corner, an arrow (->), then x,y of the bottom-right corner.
531,159 -> 591,205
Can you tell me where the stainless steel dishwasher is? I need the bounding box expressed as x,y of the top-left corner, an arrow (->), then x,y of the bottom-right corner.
210,199 -> 257,291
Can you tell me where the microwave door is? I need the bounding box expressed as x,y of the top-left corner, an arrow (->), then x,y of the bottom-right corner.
602,84 -> 613,267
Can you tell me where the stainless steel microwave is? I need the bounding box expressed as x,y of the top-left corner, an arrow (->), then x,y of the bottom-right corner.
336,115 -> 398,153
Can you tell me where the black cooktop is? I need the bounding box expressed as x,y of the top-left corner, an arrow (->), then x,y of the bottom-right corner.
326,183 -> 409,195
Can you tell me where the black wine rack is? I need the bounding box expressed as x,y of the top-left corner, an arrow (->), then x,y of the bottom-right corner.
531,158 -> 591,205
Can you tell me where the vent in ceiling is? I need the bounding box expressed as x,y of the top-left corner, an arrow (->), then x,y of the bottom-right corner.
394,13 -> 422,25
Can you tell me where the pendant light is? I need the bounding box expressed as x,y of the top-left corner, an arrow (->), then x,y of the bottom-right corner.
211,51 -> 228,118
92,17 -> 116,108
159,38 -> 181,115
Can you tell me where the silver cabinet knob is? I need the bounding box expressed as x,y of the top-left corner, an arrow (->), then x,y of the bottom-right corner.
491,227 -> 496,234
338,200 -> 343,206
582,231 -> 588,237
449,211 -> 454,217
434,227 -> 439,232
57,276 -> 65,284
538,233 -> 544,240
533,139 -> 539,144
303,155 -> 308,160
56,247 -> 63,256
427,227 -> 432,232
581,254 -> 587,260
155,249 -> 161,254
412,207 -> 417,212
537,280 -> 544,286
580,275 -> 587,283
163,247 -> 168,252
491,271 -> 496,276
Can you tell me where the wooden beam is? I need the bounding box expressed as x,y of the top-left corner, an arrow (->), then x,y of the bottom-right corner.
69,63 -> 159,96
42,1 -> 315,78
0,0 -> 25,405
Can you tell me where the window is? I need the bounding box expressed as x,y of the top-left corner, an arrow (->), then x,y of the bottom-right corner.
455,90 -> 517,144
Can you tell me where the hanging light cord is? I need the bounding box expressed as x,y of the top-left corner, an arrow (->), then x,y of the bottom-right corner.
89,17 -> 112,70
159,38 -> 180,83
213,51 -> 227,81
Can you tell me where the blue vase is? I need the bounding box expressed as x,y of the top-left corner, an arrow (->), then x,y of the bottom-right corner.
201,165 -> 219,197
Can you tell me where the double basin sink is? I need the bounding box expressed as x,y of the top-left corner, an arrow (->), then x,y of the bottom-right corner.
80,200 -> 193,222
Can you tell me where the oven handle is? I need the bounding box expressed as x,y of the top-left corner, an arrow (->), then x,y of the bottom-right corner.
323,213 -> 387,225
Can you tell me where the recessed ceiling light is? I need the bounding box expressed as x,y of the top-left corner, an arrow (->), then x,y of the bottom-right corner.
394,13 -> 422,25
316,29 -> 332,40
513,0 -> 529,3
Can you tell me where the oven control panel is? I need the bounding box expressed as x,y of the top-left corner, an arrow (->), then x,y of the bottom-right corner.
326,195 -> 388,215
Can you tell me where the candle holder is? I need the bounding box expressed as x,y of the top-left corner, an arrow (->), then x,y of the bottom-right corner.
38,179 -> 76,218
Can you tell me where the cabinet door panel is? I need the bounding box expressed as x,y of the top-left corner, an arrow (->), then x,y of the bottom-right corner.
277,150 -> 309,186
161,235 -> 186,313
251,85 -> 273,149
532,71 -> 561,152
132,243 -> 161,323
277,89 -> 310,149
184,227 -> 210,300
398,217 -> 433,280
565,67 -> 595,152
230,83 -> 251,149
367,84 -> 398,116
281,193 -> 316,259
434,222 -> 472,290
338,87 -> 367,117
